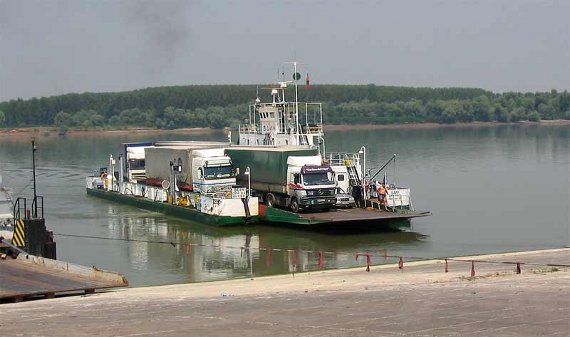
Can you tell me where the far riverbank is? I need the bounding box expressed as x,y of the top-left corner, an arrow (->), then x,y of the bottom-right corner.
1,120 -> 568,140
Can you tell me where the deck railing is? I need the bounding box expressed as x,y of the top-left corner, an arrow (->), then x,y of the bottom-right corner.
323,152 -> 361,166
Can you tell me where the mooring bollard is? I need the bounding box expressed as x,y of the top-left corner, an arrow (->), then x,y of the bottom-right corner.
317,250 -> 325,269
356,253 -> 372,272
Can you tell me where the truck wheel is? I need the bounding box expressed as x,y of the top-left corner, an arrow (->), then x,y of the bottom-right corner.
290,198 -> 300,213
266,193 -> 276,207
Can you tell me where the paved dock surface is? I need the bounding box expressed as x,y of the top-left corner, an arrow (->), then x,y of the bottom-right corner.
0,249 -> 568,337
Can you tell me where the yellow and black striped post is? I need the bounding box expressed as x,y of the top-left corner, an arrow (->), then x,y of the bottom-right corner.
11,219 -> 26,247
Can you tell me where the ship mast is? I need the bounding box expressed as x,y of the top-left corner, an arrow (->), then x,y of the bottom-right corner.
284,61 -> 302,143
293,61 -> 299,143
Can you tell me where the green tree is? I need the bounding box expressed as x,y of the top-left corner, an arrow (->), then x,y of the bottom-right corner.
470,96 -> 492,121
493,105 -> 509,122
435,100 -> 471,123
527,110 -> 541,122
3,83 -> 570,128
71,110 -> 104,127
54,111 -> 71,127
207,106 -> 227,128
537,103 -> 555,120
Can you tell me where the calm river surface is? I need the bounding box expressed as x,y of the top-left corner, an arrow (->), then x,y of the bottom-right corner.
0,124 -> 568,286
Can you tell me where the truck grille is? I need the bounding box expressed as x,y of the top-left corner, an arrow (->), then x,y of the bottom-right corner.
307,188 -> 335,196
131,173 -> 146,181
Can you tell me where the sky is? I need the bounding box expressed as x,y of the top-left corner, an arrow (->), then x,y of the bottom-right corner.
0,0 -> 568,102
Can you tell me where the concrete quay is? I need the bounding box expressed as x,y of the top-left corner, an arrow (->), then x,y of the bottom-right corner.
0,248 -> 568,337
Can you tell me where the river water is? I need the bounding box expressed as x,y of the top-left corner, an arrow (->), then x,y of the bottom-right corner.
0,124 -> 568,286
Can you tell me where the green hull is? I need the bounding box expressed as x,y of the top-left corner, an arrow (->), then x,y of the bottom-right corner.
86,188 -> 255,227
260,204 -> 431,228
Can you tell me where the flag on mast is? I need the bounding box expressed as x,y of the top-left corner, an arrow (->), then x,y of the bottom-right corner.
383,172 -> 388,185
305,73 -> 310,90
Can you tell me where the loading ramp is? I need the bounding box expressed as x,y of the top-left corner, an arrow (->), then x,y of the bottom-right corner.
0,250 -> 128,303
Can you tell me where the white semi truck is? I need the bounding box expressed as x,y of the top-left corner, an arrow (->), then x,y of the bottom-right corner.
144,147 -> 235,195
226,147 -> 337,212
123,141 -> 231,183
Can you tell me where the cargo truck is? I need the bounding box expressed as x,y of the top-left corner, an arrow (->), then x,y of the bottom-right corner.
124,141 -> 230,183
124,142 -> 154,182
226,146 -> 337,212
144,147 -> 235,195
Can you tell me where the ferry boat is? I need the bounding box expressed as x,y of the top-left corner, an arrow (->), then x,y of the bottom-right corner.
86,62 -> 429,228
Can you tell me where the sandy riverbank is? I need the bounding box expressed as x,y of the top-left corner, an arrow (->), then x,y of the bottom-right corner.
0,126 -> 228,140
1,120 -> 568,140
324,119 -> 570,131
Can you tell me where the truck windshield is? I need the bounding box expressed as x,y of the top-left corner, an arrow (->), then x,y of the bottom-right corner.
129,159 -> 145,170
303,173 -> 333,186
204,165 -> 233,179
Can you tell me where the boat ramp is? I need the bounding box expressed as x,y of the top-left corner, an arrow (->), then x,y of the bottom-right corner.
0,244 -> 128,303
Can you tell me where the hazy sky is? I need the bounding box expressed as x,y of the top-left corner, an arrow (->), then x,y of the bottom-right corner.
0,0 -> 568,101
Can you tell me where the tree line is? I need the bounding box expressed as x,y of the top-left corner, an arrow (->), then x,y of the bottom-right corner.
0,85 -> 568,129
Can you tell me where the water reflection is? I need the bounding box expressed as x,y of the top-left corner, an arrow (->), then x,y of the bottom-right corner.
96,213 -> 424,286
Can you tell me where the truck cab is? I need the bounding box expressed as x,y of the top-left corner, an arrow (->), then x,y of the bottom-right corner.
191,153 -> 236,195
124,142 -> 154,182
286,156 -> 337,212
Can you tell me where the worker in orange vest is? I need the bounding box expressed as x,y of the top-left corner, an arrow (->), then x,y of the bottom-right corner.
377,183 -> 387,206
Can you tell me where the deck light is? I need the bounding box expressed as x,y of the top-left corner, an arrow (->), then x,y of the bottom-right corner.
359,146 -> 366,202
177,157 -> 182,173
244,166 -> 251,197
